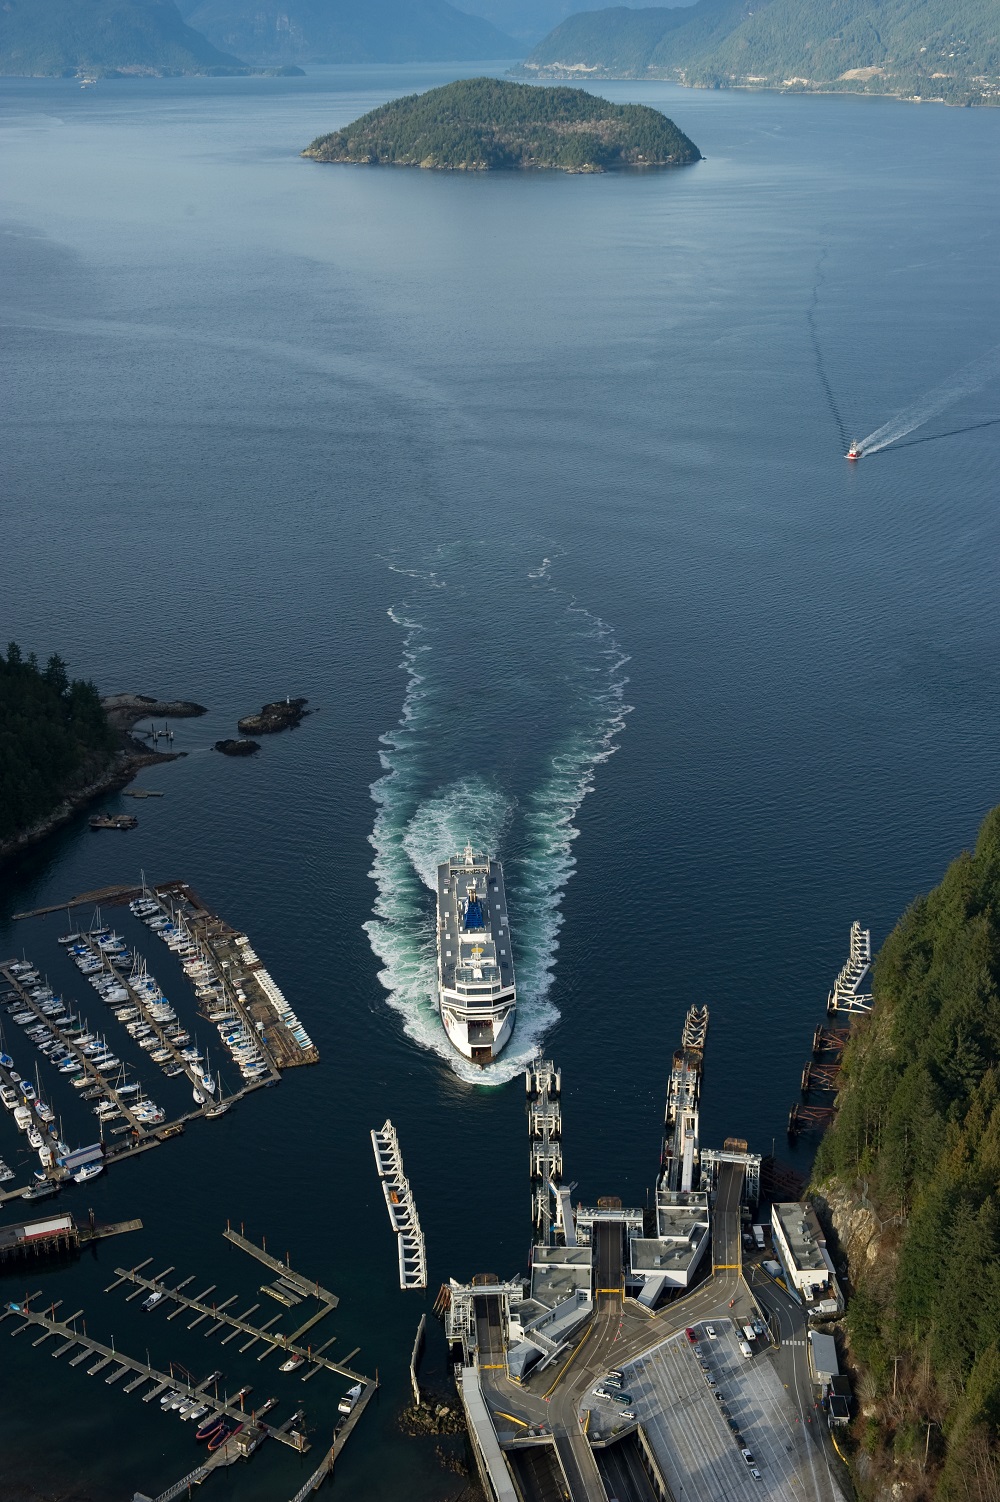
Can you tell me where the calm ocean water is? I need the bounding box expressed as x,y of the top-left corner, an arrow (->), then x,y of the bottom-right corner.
2,63 -> 1000,1499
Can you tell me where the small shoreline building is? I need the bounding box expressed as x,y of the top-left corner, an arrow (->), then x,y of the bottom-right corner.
770,1202 -> 843,1313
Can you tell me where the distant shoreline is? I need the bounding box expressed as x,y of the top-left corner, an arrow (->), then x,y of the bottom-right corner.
512,68 -> 988,110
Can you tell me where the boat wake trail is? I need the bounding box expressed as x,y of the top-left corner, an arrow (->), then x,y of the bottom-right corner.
364,562 -> 631,1086
806,250 -> 849,453
856,341 -> 1000,456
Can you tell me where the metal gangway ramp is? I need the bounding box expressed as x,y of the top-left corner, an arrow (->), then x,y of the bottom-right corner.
827,921 -> 874,1015
371,1121 -> 427,1290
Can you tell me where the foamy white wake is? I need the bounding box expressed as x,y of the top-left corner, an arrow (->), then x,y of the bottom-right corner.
364,590 -> 632,1086
856,341 -> 1000,455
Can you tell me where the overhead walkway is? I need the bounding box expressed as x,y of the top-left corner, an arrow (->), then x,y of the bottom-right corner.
459,1367 -> 521,1502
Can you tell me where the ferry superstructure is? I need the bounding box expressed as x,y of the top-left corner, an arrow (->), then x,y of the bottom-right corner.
437,845 -> 516,1065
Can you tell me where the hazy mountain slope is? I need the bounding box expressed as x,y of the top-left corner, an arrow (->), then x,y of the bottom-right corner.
0,0 -> 246,76
456,0 -> 694,49
519,0 -> 1000,103
181,0 -> 519,64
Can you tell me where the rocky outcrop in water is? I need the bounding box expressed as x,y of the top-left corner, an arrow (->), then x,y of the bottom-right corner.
214,738 -> 260,756
102,693 -> 207,729
237,697 -> 309,734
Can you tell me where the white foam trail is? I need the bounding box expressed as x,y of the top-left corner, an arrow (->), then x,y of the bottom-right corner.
857,341 -> 1000,455
1,310 -> 469,429
364,592 -> 632,1086
511,611 -> 632,1074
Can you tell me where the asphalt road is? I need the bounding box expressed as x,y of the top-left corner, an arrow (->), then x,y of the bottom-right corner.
477,1167 -> 841,1502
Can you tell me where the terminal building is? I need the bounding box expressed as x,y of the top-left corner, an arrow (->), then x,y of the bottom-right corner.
627,1188 -> 711,1305
770,1202 -> 843,1313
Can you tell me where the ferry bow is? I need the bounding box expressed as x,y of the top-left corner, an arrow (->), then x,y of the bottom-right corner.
437,844 -> 516,1065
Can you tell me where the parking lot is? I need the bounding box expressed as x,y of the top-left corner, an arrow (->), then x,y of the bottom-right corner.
584,1320 -> 843,1502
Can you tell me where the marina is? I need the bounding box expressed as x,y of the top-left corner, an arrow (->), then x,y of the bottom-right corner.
0,879 -> 317,1200
1,1226 -> 377,1499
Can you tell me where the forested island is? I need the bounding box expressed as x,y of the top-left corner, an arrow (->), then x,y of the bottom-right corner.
303,77 -> 700,172
519,0 -> 1000,107
814,805 -> 1000,1498
0,644 -> 116,847
0,646 -> 206,859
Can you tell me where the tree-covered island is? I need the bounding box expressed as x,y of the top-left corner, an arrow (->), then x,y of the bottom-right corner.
302,77 -> 700,172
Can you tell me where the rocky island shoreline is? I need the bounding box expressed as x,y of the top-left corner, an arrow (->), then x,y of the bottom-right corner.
303,77 -> 700,173
0,691 -> 205,865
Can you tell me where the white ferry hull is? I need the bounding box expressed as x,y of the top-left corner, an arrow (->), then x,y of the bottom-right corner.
437,845 -> 517,1066
439,996 -> 516,1063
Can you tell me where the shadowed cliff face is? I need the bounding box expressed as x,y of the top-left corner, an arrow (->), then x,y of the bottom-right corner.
179,0 -> 520,64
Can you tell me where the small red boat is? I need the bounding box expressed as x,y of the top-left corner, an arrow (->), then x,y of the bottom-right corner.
846,442 -> 861,460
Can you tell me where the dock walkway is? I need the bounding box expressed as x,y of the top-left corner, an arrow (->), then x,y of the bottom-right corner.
286,1379 -> 378,1501
4,1300 -> 307,1449
109,1267 -> 367,1384
223,1229 -> 339,1307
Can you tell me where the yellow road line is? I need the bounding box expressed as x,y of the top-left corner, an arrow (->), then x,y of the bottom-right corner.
480,1363 -> 505,1370
831,1431 -> 849,1463
496,1410 -> 529,1427
542,1326 -> 591,1399
713,1264 -> 741,1270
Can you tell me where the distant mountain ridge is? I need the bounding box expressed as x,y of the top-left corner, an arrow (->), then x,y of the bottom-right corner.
179,0 -> 519,64
451,0 -> 693,49
518,0 -> 1000,105
0,0 -> 248,76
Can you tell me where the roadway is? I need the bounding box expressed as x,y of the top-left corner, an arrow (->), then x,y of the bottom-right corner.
475,1165 -> 841,1502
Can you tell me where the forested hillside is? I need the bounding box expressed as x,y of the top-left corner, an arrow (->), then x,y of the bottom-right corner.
0,644 -> 116,842
0,0 -> 247,77
303,76 -> 700,170
519,0 -> 1000,105
815,805 -> 1000,1498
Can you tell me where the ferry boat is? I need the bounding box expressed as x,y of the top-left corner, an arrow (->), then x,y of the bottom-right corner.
436,845 -> 516,1065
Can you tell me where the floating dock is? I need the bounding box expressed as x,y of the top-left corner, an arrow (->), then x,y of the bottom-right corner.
223,1227 -> 339,1307
6,1227 -> 378,1500
371,1120 -> 427,1290
2,1297 -> 309,1450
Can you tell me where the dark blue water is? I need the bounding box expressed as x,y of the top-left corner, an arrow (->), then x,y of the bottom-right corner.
2,64 -> 1000,1499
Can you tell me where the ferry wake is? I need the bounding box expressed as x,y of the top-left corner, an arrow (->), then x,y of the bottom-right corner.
437,844 -> 516,1065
